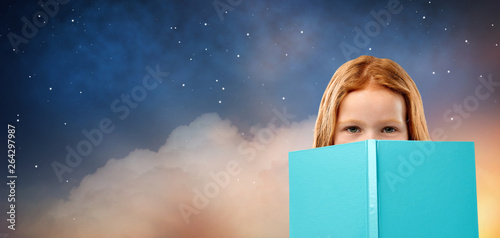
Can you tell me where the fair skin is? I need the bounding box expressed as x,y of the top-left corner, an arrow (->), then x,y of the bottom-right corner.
333,82 -> 409,145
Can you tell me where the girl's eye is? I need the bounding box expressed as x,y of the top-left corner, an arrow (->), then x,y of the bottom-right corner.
346,126 -> 360,133
382,127 -> 396,133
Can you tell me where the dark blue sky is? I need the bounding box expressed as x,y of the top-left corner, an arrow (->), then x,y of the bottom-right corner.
1,0 -> 499,235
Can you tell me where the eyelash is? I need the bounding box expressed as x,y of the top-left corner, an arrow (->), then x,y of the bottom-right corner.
382,127 -> 397,133
345,126 -> 360,133
344,126 -> 398,133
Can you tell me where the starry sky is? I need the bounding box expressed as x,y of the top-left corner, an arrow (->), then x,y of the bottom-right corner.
1,0 -> 500,237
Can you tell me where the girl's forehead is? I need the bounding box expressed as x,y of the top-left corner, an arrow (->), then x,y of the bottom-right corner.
338,86 -> 407,119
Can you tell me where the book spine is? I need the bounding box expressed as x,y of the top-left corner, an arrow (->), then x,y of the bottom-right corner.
367,140 -> 379,238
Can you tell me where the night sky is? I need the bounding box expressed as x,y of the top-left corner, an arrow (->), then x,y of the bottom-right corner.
1,0 -> 499,237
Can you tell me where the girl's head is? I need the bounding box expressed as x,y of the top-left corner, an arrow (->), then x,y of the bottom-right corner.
313,55 -> 430,148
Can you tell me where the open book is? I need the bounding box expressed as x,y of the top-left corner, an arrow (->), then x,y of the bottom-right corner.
289,140 -> 478,237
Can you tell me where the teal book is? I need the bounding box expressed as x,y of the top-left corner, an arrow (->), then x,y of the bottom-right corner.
288,140 -> 478,238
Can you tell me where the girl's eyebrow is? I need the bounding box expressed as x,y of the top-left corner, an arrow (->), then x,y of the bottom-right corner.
376,119 -> 406,125
337,119 -> 405,125
336,119 -> 365,125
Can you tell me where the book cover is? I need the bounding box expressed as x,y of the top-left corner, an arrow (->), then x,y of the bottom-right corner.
289,140 -> 478,238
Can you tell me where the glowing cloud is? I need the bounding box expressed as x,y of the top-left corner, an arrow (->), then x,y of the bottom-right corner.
19,113 -> 315,237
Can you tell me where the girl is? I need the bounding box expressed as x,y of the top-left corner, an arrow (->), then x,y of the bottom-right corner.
313,55 -> 430,147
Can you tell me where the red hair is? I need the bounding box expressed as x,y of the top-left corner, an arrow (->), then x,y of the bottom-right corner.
313,55 -> 430,147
